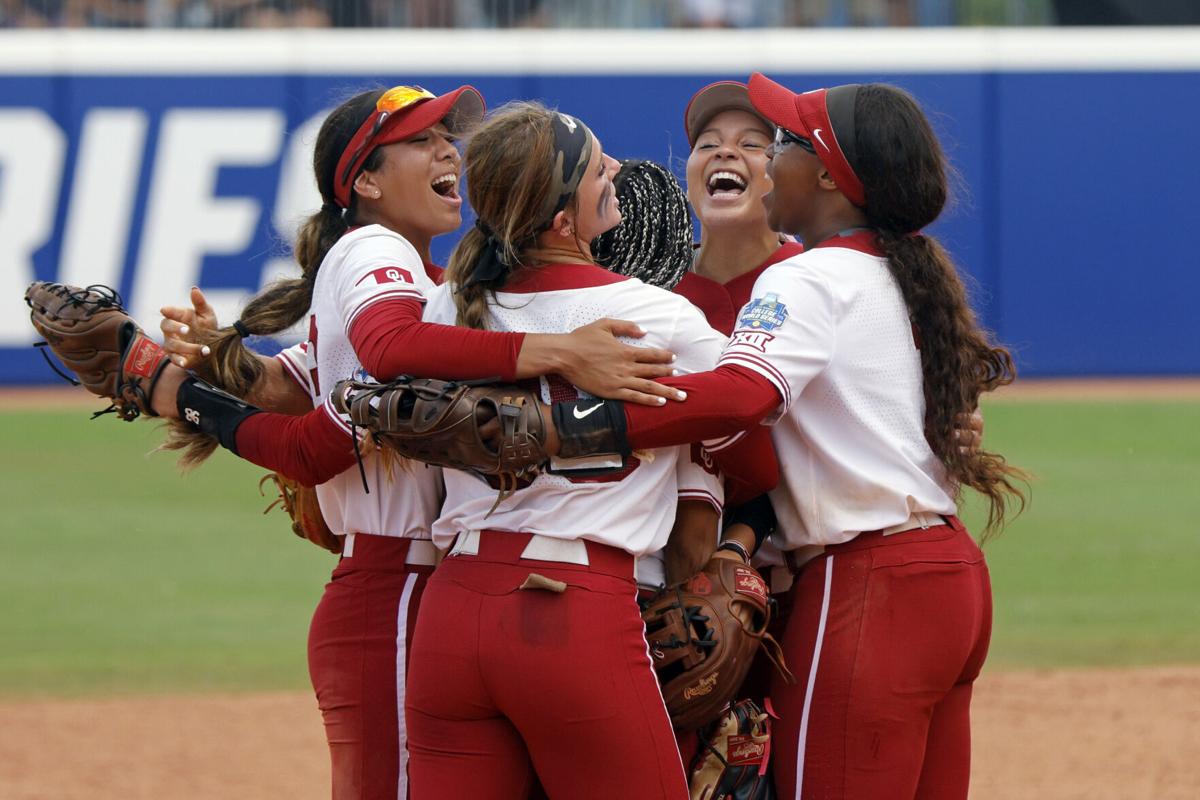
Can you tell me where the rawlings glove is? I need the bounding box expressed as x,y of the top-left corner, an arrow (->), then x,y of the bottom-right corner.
260,472 -> 342,555
688,698 -> 778,800
25,281 -> 170,421
642,556 -> 793,732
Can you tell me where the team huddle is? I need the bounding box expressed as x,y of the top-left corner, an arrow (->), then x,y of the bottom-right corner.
26,73 -> 1024,800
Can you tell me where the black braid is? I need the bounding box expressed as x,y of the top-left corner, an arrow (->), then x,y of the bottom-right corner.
593,159 -> 694,291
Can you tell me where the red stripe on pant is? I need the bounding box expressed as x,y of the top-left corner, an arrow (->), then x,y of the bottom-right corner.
308,534 -> 434,800
769,519 -> 993,800
404,530 -> 689,800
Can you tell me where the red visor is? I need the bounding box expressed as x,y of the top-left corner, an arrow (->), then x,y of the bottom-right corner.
747,72 -> 865,208
333,85 -> 485,210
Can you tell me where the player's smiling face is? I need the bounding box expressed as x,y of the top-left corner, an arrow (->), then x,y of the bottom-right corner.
356,122 -> 464,247
763,130 -> 823,236
567,134 -> 623,243
686,109 -> 774,233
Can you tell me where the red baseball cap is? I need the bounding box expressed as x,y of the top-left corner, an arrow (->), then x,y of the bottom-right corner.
333,84 -> 485,209
683,80 -> 772,147
747,72 -> 866,208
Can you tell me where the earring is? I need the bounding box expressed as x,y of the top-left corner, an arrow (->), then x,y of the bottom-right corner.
373,190 -> 382,199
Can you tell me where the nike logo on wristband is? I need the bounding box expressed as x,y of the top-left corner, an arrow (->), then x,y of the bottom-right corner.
573,402 -> 604,420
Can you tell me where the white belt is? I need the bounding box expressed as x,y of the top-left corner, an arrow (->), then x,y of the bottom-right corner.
880,511 -> 946,536
449,530 -> 590,565
770,512 -> 949,593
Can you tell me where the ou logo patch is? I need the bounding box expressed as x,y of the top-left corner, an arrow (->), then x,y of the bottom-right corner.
184,407 -> 201,424
356,266 -> 414,286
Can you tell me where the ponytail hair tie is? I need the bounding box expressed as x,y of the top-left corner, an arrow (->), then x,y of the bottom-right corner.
232,320 -> 252,339
465,218 -> 514,289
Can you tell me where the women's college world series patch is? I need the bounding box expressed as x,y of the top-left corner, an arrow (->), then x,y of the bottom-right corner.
731,293 -> 789,351
738,293 -> 788,331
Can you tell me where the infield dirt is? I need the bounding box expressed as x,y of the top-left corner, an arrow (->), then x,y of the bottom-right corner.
1,665 -> 1198,799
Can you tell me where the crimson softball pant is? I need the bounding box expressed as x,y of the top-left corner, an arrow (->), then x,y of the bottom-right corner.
308,533 -> 434,800
769,518 -> 992,800
404,530 -> 689,800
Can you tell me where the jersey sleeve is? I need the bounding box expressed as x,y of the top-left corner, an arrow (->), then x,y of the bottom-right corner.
330,231 -> 437,336
675,443 -> 724,516
275,341 -> 313,395
717,262 -> 835,417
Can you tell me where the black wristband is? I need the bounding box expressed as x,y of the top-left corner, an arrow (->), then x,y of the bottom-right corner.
722,493 -> 777,554
716,539 -> 751,563
551,398 -> 631,460
176,376 -> 261,455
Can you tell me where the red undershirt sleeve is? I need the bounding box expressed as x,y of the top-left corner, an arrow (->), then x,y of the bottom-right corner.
716,426 -> 779,507
235,407 -> 358,487
349,297 -> 525,382
624,364 -> 782,449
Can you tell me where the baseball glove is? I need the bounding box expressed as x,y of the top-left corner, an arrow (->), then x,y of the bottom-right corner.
25,281 -> 170,421
688,698 -> 777,800
332,377 -> 548,490
642,556 -> 793,732
260,472 -> 342,554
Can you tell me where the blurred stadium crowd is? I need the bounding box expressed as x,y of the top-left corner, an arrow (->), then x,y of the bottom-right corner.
4,0 -> 1197,29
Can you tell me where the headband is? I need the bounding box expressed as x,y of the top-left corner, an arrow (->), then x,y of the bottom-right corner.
536,113 -> 594,228
464,113 -> 595,289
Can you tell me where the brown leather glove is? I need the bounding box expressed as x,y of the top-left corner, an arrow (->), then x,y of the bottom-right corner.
26,281 -> 171,421
260,472 -> 342,555
642,556 -> 793,732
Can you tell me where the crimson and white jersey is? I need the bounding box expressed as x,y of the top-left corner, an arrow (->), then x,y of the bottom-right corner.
718,233 -> 956,549
422,263 -> 727,557
301,224 -> 444,539
276,341 -> 313,395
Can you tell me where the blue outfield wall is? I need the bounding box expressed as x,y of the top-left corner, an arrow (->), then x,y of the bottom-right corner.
1,33 -> 1198,382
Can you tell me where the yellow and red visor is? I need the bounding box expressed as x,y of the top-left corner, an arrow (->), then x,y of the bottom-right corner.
333,84 -> 485,209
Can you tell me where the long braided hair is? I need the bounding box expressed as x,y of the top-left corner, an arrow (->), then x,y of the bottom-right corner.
593,159 -> 693,291
852,84 -> 1027,537
160,89 -> 386,467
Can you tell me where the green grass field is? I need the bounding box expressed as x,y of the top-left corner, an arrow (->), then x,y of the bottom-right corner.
1,398 -> 1198,697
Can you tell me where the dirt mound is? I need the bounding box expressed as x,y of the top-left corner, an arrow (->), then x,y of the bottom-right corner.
1,666 -> 1197,799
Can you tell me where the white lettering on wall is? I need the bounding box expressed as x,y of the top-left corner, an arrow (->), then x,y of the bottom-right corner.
130,108 -> 284,327
60,109 -> 149,291
0,110 -> 65,345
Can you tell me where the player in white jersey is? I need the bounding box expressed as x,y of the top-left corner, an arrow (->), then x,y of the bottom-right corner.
146,85 -> 685,800
541,75 -> 1027,800
398,101 -> 777,800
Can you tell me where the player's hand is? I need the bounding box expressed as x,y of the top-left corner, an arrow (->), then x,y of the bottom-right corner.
954,409 -> 984,455
160,286 -> 218,369
558,318 -> 685,407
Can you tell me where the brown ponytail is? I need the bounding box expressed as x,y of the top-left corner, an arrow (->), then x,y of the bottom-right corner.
444,101 -> 568,330
853,84 -> 1027,537
160,89 -> 384,467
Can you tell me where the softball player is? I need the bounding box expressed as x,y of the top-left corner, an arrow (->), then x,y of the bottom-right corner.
148,84 -> 681,800
544,74 -> 1024,800
398,101 -> 777,800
